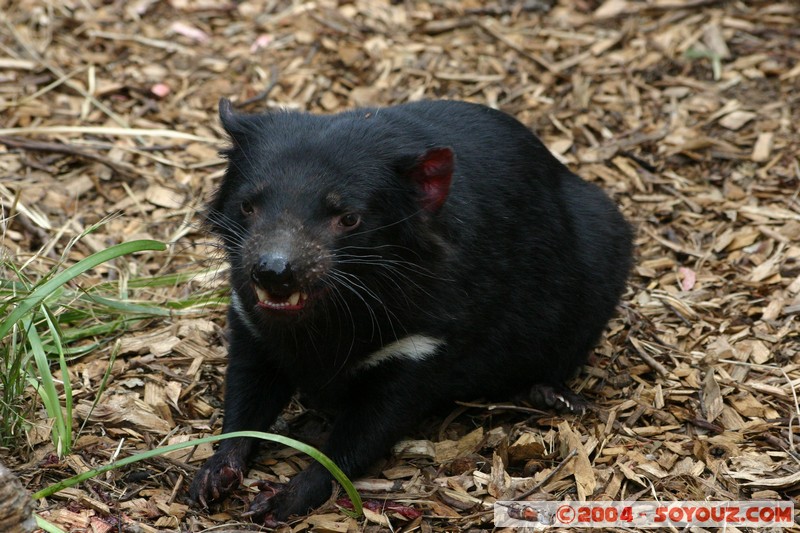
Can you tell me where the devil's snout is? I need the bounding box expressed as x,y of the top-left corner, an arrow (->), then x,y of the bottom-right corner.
252,254 -> 297,296
243,225 -> 327,313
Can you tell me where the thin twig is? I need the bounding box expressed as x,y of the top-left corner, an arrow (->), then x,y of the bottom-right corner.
237,66 -> 281,109
0,136 -> 138,179
455,400 -> 551,416
628,337 -> 670,377
0,126 -> 216,142
477,19 -> 558,74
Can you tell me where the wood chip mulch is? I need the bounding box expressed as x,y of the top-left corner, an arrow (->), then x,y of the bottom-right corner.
1,0 -> 799,531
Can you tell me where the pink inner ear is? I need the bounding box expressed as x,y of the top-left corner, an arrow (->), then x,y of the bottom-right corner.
411,147 -> 454,212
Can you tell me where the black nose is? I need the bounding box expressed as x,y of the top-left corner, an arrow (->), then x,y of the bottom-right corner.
251,254 -> 295,293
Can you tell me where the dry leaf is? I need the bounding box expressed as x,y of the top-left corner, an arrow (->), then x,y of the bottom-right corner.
488,452 -> 512,499
558,422 -> 596,499
701,370 -> 724,423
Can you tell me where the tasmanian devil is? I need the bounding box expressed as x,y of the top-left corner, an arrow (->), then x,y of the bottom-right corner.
190,98 -> 633,521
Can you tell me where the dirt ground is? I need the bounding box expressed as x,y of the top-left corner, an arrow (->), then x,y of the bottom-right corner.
1,0 -> 799,531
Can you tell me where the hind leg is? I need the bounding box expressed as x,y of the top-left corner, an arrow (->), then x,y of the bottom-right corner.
527,383 -> 590,414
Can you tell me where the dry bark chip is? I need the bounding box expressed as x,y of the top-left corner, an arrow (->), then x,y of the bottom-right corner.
752,132 -> 774,162
719,110 -> 757,130
145,184 -> 186,209
392,440 -> 436,460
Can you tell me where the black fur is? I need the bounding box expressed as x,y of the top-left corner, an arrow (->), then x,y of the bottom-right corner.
190,99 -> 633,521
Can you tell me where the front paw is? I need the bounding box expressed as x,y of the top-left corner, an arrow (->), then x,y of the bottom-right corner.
190,453 -> 246,507
245,469 -> 333,523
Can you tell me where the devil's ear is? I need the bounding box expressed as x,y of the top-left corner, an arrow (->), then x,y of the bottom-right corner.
218,97 -> 260,149
219,98 -> 240,132
407,147 -> 454,212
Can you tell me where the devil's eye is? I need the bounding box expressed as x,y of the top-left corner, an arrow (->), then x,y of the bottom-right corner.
240,200 -> 254,215
339,213 -> 361,228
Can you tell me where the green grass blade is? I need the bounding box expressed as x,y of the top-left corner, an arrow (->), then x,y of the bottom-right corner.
79,292 -> 226,314
58,321 -> 127,344
76,293 -> 178,316
0,326 -> 26,442
91,269 -> 222,291
25,317 -> 69,455
42,305 -> 72,454
0,240 -> 166,340
31,431 -> 363,516
35,514 -> 67,533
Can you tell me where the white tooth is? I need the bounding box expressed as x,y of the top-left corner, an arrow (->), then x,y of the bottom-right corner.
288,292 -> 300,306
300,292 -> 308,301
255,286 -> 268,302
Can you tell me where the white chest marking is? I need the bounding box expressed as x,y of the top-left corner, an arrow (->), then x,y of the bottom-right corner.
231,291 -> 262,338
358,335 -> 445,370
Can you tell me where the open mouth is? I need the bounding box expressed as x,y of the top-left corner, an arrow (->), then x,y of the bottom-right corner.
253,284 -> 308,312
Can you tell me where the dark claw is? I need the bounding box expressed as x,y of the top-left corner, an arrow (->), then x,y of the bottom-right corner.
244,468 -> 331,523
219,465 -> 243,492
244,482 -> 288,524
189,455 -> 246,508
252,479 -> 285,494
